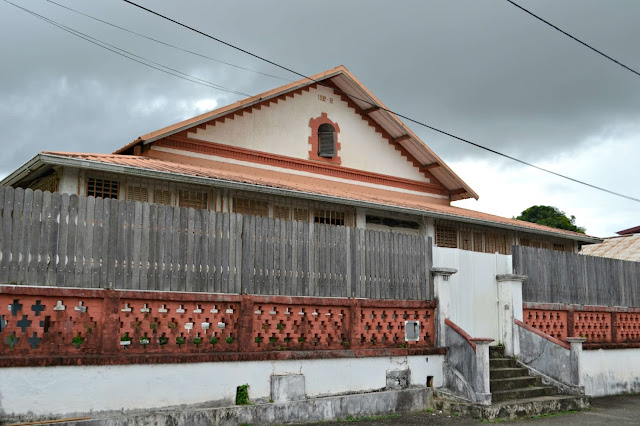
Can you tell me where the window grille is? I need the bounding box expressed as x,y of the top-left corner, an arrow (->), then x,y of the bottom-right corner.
314,208 -> 346,226
87,177 -> 119,199
179,189 -> 209,210
292,207 -> 309,222
553,243 -> 566,252
473,231 -> 484,252
126,185 -> 149,203
274,204 -> 289,220
154,189 -> 172,205
28,173 -> 59,193
485,232 -> 508,254
233,196 -> 269,217
318,123 -> 336,158
460,229 -> 472,251
435,221 -> 457,248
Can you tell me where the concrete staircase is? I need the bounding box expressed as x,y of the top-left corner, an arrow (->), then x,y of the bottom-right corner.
435,346 -> 589,420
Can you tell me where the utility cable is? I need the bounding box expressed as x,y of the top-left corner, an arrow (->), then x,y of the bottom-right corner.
122,0 -> 640,203
2,0 -> 250,97
505,0 -> 640,78
40,0 -> 293,82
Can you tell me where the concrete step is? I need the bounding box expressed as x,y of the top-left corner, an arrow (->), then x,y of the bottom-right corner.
435,395 -> 590,420
490,376 -> 542,392
490,367 -> 531,379
489,345 -> 505,358
489,357 -> 519,369
491,386 -> 557,403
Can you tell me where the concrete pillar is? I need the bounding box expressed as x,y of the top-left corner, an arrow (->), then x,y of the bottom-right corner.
355,208 -> 367,229
567,337 -> 586,388
431,267 -> 457,348
496,274 -> 527,357
471,338 -> 494,406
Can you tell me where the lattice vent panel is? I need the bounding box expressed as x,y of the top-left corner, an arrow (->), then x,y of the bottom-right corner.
358,308 -> 434,347
523,309 -> 568,341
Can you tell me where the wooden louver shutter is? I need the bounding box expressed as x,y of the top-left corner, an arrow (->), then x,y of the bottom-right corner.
318,124 -> 335,157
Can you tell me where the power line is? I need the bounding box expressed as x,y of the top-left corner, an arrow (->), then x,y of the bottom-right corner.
2,0 -> 250,97
122,0 -> 640,204
505,0 -> 640,78
40,0 -> 293,82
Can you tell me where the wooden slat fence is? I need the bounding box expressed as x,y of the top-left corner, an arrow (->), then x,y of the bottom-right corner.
513,245 -> 640,307
0,187 -> 432,299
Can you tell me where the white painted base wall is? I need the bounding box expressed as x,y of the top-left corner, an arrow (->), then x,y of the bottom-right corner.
0,355 -> 444,417
582,349 -> 640,396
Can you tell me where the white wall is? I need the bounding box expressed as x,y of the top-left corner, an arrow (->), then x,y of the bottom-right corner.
190,85 -> 428,182
582,349 -> 640,396
433,247 -> 512,341
0,355 -> 444,417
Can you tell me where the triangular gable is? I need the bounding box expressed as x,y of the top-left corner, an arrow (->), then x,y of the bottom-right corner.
115,66 -> 478,201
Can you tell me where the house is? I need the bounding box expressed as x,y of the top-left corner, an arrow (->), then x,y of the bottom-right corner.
580,226 -> 640,261
0,66 -> 599,252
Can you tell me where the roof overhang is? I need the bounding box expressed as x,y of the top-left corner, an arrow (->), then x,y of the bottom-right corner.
4,153 -> 601,244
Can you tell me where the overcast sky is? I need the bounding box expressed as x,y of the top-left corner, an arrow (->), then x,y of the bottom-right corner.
1,0 -> 638,237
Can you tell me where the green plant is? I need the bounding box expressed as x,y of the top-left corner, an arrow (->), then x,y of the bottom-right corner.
72,336 -> 84,348
158,336 -> 169,346
269,337 -> 277,344
298,336 -> 305,343
276,323 -> 284,331
149,322 -> 158,333
209,336 -> 219,345
236,384 -> 250,405
284,337 -> 292,343
85,325 -> 92,333
121,333 -> 132,342
176,336 -> 186,345
5,333 -> 18,349
226,336 -> 234,344
193,337 -> 202,345
255,336 -> 262,344
342,341 -> 350,348
139,336 -> 150,345
168,322 -> 177,329
398,342 -> 408,349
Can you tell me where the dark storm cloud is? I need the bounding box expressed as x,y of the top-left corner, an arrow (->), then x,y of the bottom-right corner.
1,1 -> 638,206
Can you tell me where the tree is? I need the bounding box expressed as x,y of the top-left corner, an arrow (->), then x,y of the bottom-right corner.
515,205 -> 585,234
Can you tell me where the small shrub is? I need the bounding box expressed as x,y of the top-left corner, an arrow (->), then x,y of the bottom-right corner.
72,336 -> 84,348
269,337 -> 277,344
139,336 -> 150,345
255,336 -> 262,344
209,336 -> 219,345
342,341 -> 350,348
176,336 -> 186,345
298,336 -> 305,343
284,337 -> 292,343
193,337 -> 202,345
276,323 -> 284,331
158,336 -> 169,346
168,322 -> 177,329
226,336 -> 234,344
120,333 -> 132,342
236,384 -> 250,405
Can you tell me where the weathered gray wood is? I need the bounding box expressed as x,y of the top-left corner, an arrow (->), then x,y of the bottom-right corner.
234,213 -> 243,293
0,187 -> 14,283
46,192 -> 61,286
9,187 -> 24,284
130,201 -> 142,290
80,196 -> 94,287
193,208 -> 203,292
90,196 -> 103,288
185,207 -> 195,292
106,198 -> 118,288
228,212 -> 236,293
114,198 -> 126,289
214,211 -> 223,292
207,210 -> 216,293
124,201 -> 135,289
38,191 -> 52,286
222,212 -> 231,294
20,189 -> 35,285
254,215 -> 264,294
145,203 -> 156,291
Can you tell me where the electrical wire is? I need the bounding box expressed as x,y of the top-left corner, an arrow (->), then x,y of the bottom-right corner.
2,0 -> 250,97
40,0 -> 293,82
505,0 -> 640,78
122,0 -> 640,203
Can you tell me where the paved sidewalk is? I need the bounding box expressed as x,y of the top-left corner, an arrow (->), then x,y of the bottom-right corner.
303,393 -> 640,425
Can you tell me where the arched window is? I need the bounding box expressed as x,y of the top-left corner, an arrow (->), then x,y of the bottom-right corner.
317,123 -> 336,158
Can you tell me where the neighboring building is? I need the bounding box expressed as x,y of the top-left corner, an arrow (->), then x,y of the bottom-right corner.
0,66 -> 599,252
580,226 -> 640,262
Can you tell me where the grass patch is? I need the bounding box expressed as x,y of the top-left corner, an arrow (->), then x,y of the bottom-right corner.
337,414 -> 402,422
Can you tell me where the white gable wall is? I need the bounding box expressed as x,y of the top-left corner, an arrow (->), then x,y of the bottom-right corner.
190,85 -> 429,182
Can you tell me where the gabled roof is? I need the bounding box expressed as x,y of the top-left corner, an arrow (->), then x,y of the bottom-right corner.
4,151 -> 600,244
617,226 -> 640,235
581,233 -> 640,262
114,65 -> 478,202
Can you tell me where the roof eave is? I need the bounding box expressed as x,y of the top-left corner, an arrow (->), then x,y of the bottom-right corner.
38,153 -> 601,244
0,154 -> 47,187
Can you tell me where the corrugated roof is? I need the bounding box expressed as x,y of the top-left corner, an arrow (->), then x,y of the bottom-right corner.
114,65 -> 478,201
580,234 -> 640,262
36,151 -> 599,242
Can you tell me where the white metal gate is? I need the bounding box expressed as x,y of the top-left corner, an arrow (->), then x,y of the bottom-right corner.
433,247 -> 512,341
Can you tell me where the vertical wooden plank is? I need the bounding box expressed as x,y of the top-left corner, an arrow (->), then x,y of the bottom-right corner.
302,222 -> 309,297
8,187 -> 24,284
317,224 -> 325,297
114,199 -> 126,289
175,207 -> 186,292
349,228 -> 356,298
265,217 -> 274,295
285,219 -> 293,296
381,231 -> 388,299
105,198 -> 118,289
291,220 -> 299,296
45,192 -> 61,286
139,202 -> 150,291
222,212 -> 231,294
36,191 -> 52,285
12,188 -> 28,284
0,186 -> 14,283
80,196 -> 95,288
157,204 -> 168,291
146,203 -> 157,291
227,212 -> 235,293
241,214 -> 254,294
90,197 -> 103,288
185,207 -> 195,292
278,217 -> 286,296
273,218 -> 281,295
327,225 -> 335,297
170,206 -> 180,291
206,210 -> 216,293
130,201 -> 143,290
234,213 -> 243,294
27,191 -> 43,285
124,201 -> 135,289
99,197 -> 111,288
254,215 -> 263,294
214,211 -> 223,292
20,189 -> 34,285
193,208 -> 203,292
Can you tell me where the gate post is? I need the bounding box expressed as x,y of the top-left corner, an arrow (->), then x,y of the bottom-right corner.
496,274 -> 527,357
431,267 -> 457,348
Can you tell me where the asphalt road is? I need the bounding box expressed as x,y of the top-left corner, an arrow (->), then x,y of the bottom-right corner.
302,393 -> 640,425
